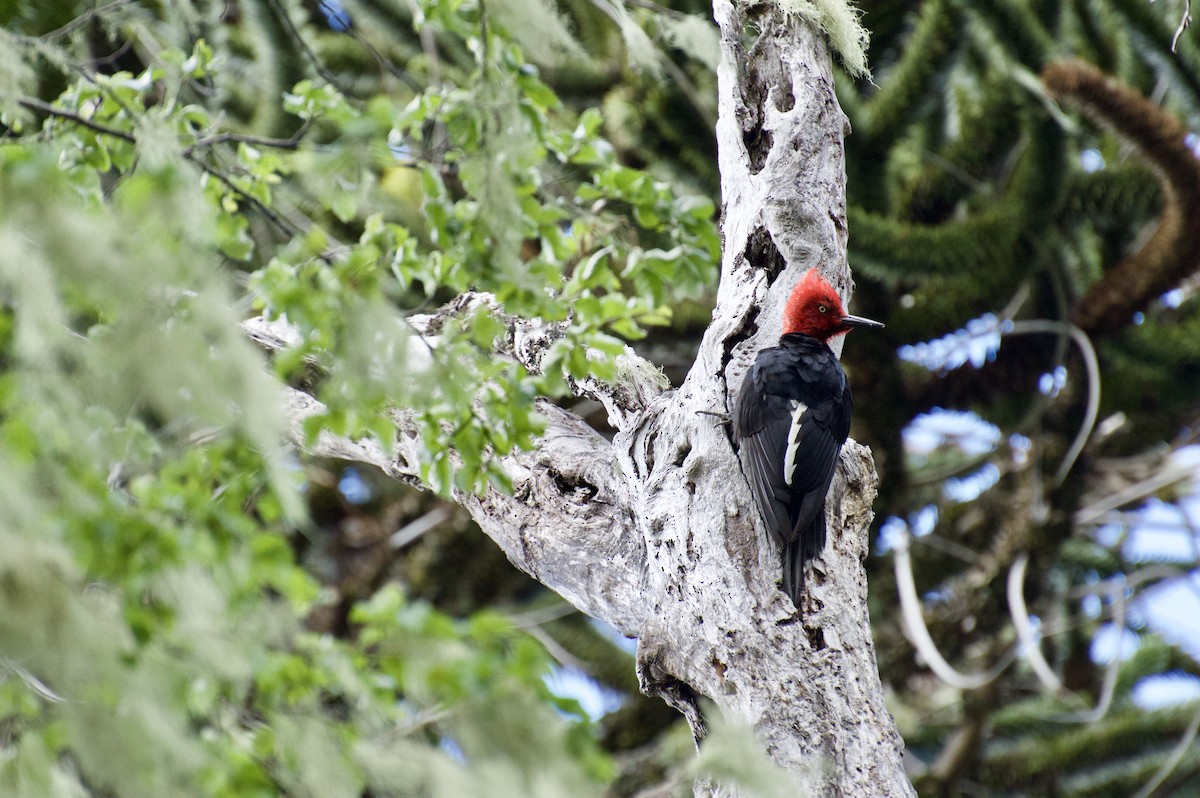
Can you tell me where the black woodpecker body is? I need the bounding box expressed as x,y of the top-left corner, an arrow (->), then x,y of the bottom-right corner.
732,269 -> 883,607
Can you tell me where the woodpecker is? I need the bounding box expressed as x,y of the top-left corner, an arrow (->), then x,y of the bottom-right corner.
733,268 -> 883,607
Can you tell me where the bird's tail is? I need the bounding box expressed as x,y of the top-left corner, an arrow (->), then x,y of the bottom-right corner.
781,537 -> 805,607
781,515 -> 827,608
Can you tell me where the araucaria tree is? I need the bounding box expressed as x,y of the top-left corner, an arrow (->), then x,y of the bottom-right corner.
0,1 -> 915,796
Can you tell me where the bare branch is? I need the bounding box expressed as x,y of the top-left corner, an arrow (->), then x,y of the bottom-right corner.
389,507 -> 453,549
1006,320 -> 1100,485
1006,552 -> 1062,692
1162,0 -> 1195,51
893,529 -> 1013,689
181,121 -> 310,157
18,97 -> 137,142
247,302 -> 651,631
278,384 -> 651,629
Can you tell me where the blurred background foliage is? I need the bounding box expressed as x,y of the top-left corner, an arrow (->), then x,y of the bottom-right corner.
2,0 -> 1200,796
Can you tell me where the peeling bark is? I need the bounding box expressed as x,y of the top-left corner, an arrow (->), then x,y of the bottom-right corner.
247,4 -> 913,795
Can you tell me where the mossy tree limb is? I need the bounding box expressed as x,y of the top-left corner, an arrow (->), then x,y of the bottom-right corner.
1042,59 -> 1200,334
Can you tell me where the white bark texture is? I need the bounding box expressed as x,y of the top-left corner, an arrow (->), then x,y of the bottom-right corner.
250,4 -> 914,796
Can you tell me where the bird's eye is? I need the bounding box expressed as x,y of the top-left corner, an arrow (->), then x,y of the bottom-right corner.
818,304 -> 828,314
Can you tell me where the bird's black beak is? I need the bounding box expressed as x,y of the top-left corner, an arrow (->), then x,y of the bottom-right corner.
841,313 -> 885,329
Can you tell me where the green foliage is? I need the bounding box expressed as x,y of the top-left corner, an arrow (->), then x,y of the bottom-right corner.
238,6 -> 718,495
859,0 -> 962,144
690,711 -> 795,797
0,122 -> 608,798
986,701 -> 1200,784
9,0 -> 1200,796
971,0 -> 1056,68
0,0 -> 722,794
843,1 -> 1200,794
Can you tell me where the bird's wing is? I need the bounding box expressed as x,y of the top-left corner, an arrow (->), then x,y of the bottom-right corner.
734,339 -> 852,605
734,346 -> 848,544
779,400 -> 841,554
745,423 -> 792,543
782,401 -> 840,508
734,389 -> 794,546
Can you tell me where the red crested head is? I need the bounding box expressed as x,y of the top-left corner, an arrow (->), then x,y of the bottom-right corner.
782,269 -> 884,342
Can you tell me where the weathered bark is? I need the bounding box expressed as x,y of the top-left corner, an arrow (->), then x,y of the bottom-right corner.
249,4 -> 914,796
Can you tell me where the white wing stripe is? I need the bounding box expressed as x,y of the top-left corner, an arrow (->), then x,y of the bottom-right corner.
783,401 -> 808,486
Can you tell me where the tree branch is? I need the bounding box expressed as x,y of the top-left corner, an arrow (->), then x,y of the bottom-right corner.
19,95 -> 308,240
244,301 -> 656,631
17,97 -> 137,142
181,123 -> 310,157
405,292 -> 670,431
245,4 -> 913,793
1042,59 -> 1200,334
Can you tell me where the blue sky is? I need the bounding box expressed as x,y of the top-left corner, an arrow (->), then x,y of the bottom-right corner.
888,312 -> 1200,712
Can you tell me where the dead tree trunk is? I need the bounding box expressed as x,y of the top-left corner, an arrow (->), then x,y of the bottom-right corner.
250,3 -> 915,796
